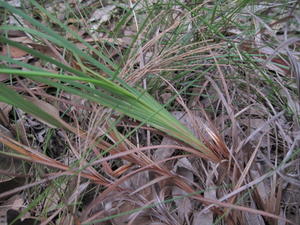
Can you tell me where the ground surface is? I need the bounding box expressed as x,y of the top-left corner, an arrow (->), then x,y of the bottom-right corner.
0,0 -> 299,225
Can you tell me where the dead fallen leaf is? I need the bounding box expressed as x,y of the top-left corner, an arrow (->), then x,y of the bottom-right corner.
0,124 -> 16,183
0,74 -> 10,82
88,5 -> 116,23
1,45 -> 28,58
193,210 -> 214,225
244,201 -> 266,225
28,43 -> 58,58
6,209 -> 41,225
12,119 -> 30,146
24,97 -> 60,128
0,102 -> 12,126
171,158 -> 195,223
0,194 -> 24,225
7,0 -> 21,7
